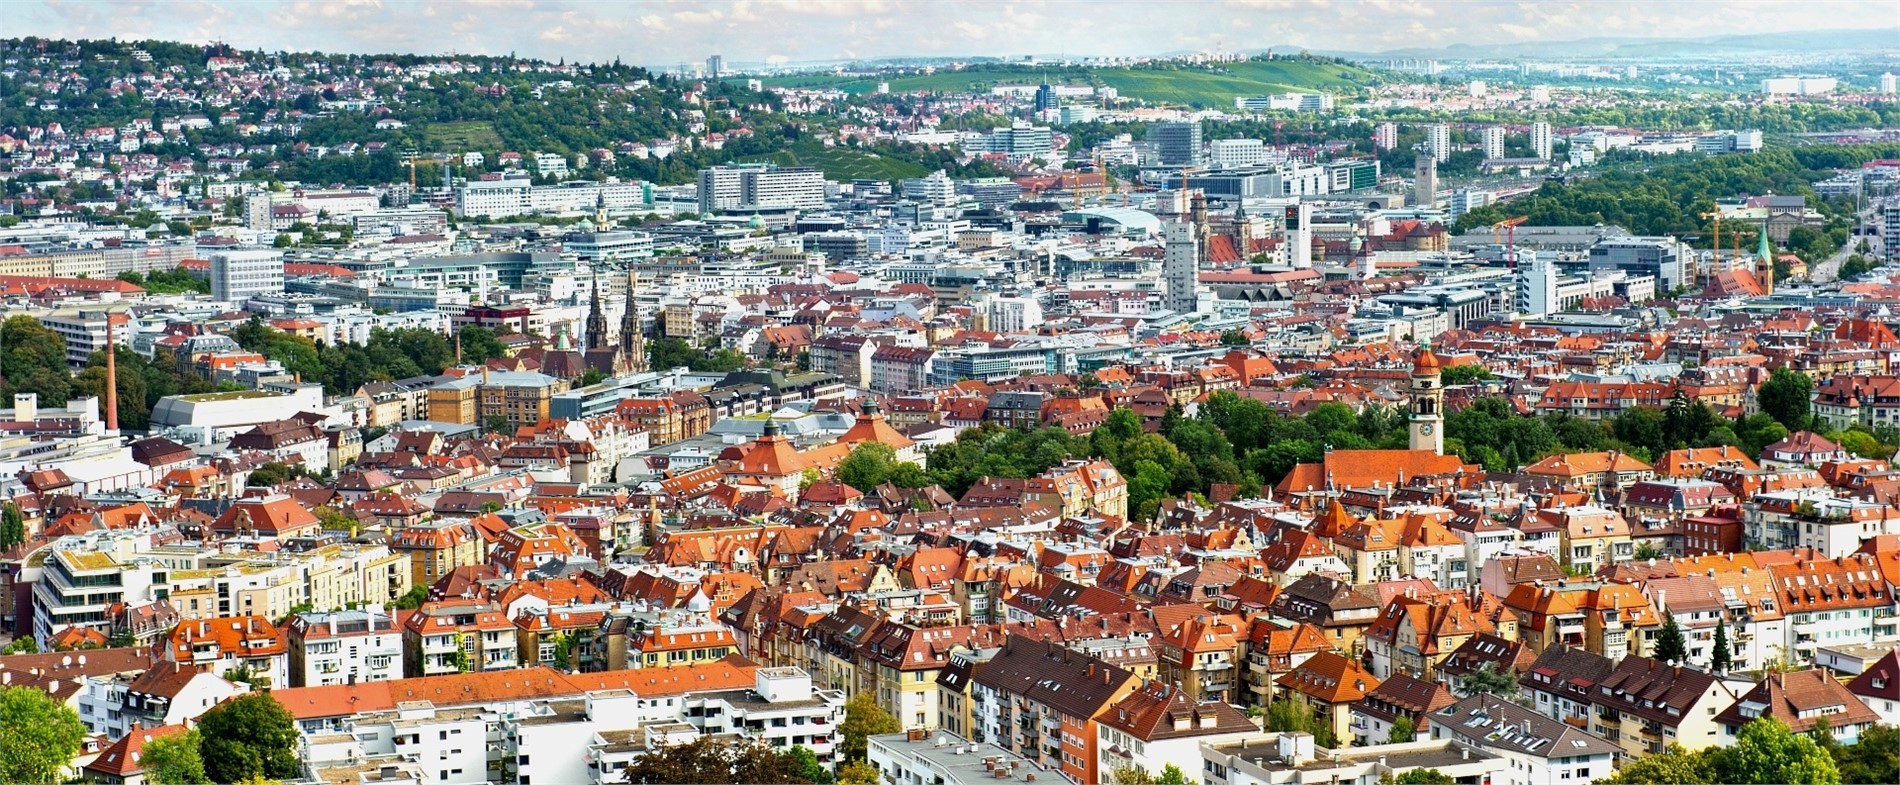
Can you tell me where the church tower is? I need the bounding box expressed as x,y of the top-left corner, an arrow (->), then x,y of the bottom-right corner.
582,268 -> 609,351
620,297 -> 648,374
1756,227 -> 1776,297
1409,343 -> 1444,455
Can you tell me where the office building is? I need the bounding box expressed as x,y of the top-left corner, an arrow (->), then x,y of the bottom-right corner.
1414,154 -> 1438,208
1427,124 -> 1452,163
1531,121 -> 1553,160
1284,202 -> 1312,269
967,123 -> 1054,159
698,164 -> 826,214
1164,221 -> 1201,313
1150,121 -> 1204,166
1448,189 -> 1493,222
901,170 -> 957,205
706,54 -> 722,78
209,249 -> 284,302
1469,80 -> 1488,98
1588,237 -> 1688,291
1883,72 -> 1898,94
1481,127 -> 1506,160
1034,82 -> 1057,113
1374,122 -> 1398,150
1209,138 -> 1267,169
1760,76 -> 1837,95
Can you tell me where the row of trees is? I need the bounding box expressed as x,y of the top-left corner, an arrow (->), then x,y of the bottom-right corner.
1598,717 -> 1894,785
624,692 -> 895,784
0,686 -> 298,785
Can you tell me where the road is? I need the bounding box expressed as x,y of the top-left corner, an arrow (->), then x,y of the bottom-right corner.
1808,204 -> 1885,284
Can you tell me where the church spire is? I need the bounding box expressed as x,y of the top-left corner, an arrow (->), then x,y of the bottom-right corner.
583,267 -> 608,351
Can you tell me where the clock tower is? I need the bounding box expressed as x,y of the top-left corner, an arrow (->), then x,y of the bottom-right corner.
1409,343 -> 1444,455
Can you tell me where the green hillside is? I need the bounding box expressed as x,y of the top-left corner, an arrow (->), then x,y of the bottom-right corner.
753,59 -> 1391,108
740,140 -> 932,181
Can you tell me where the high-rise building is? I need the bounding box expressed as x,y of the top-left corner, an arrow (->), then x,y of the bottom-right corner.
1413,154 -> 1438,209
1531,121 -> 1554,160
706,55 -> 723,79
1469,80 -> 1488,98
1150,121 -> 1204,166
1034,82 -> 1057,113
1283,203 -> 1312,269
1882,72 -> 1898,94
1163,221 -> 1201,314
1374,122 -> 1398,151
210,249 -> 285,302
1427,124 -> 1452,163
1481,127 -> 1506,160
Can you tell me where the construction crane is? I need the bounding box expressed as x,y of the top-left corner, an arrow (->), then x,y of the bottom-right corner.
1700,209 -> 1722,287
1492,216 -> 1528,268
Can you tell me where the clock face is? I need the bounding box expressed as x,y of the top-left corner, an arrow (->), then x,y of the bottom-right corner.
1420,424 -> 1434,435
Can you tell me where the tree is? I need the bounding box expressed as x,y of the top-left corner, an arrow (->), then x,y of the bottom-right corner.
245,461 -> 298,488
1157,763 -> 1188,785
1593,744 -> 1713,784
839,692 -> 899,763
1711,618 -> 1733,673
486,415 -> 512,434
1654,613 -> 1688,665
394,584 -> 429,609
1110,766 -> 1156,785
1829,723 -> 1898,785
1758,367 -> 1815,431
1439,364 -> 1494,385
0,685 -> 88,784
1389,769 -> 1456,785
0,503 -> 24,550
456,325 -> 508,363
1389,714 -> 1417,744
623,737 -> 810,784
1461,663 -> 1520,700
141,728 -> 211,785
198,693 -> 301,783
1709,717 -> 1841,785
0,315 -> 72,406
578,368 -> 608,387
787,745 -> 834,785
837,761 -> 881,785
837,442 -> 899,492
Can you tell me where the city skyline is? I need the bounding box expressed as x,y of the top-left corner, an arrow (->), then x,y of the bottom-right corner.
16,0 -> 1895,69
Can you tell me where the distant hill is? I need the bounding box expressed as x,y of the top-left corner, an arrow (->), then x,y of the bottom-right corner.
754,58 -> 1394,108
1323,28 -> 1900,61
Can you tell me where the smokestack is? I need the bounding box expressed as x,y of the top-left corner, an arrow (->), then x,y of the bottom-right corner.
105,314 -> 118,433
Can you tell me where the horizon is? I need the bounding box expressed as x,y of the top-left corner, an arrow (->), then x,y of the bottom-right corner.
14,0 -> 1898,69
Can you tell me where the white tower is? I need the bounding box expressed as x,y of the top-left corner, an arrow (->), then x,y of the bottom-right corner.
1531,121 -> 1553,160
1283,203 -> 1312,269
1163,221 -> 1201,314
1409,345 -> 1444,455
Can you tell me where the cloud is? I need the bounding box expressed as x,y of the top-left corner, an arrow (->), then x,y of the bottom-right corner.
7,0 -> 1885,67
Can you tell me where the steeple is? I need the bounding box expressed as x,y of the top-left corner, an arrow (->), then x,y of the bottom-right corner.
583,267 -> 608,351
620,295 -> 648,374
1756,227 -> 1776,296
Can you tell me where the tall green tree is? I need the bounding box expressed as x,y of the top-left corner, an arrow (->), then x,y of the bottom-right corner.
1461,664 -> 1520,699
1593,744 -> 1714,784
1709,717 -> 1841,785
1654,614 -> 1689,665
140,728 -> 211,785
0,685 -> 88,785
198,693 -> 301,783
839,692 -> 899,764
836,442 -> 900,492
0,502 -> 25,550
1389,715 -> 1417,744
1711,618 -> 1733,673
0,315 -> 72,406
1828,723 -> 1898,785
1758,368 -> 1815,432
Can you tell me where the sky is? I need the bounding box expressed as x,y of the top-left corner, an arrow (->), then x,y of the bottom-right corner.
14,0 -> 1890,67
